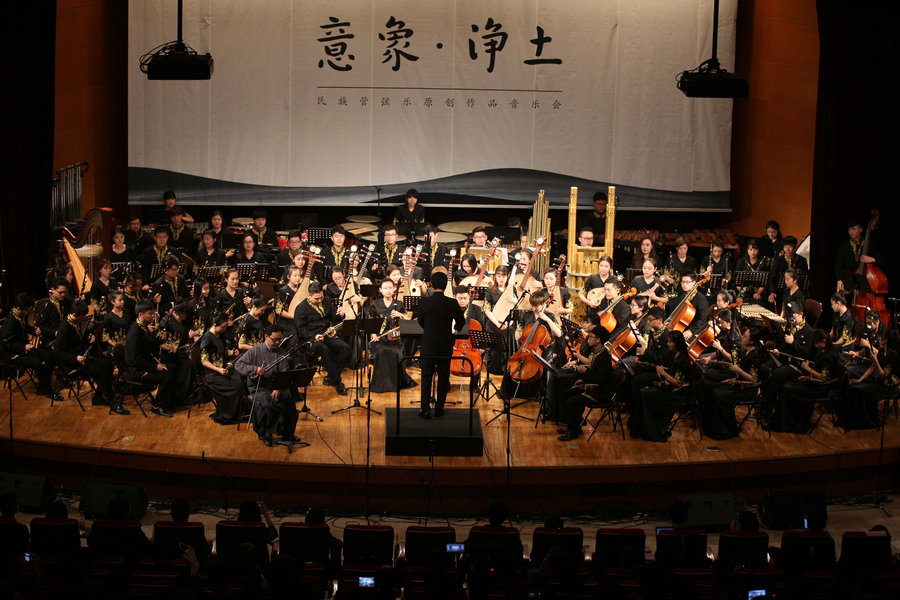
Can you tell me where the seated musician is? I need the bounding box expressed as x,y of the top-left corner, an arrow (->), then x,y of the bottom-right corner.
368,278 -> 417,393
579,255 -> 615,312
668,272 -> 709,341
208,210 -> 232,252
511,248 -> 541,287
631,258 -> 669,306
630,236 -> 660,269
216,267 -> 251,320
140,226 -> 172,282
249,208 -> 278,246
375,224 -> 405,277
125,215 -> 153,255
277,230 -> 304,267
124,303 -> 177,417
193,230 -> 227,275
598,279 -> 632,339
664,236 -> 698,283
393,188 -> 426,228
160,190 -> 194,224
422,224 -> 448,279
694,309 -> 741,377
454,254 -> 478,286
103,290 -> 129,350
187,277 -> 212,336
835,217 -> 887,296
617,306 -> 669,412
551,311 -> 602,421
158,303 -> 196,396
238,297 -> 268,351
469,226 -> 490,250
280,247 -> 312,286
700,239 -> 732,290
36,277 -> 72,347
627,331 -> 692,442
698,325 -> 765,440
556,327 -> 614,441
843,328 -> 899,430
828,293 -> 856,357
109,227 -> 136,264
166,207 -> 193,253
293,281 -> 350,395
714,289 -> 734,313
234,324 -> 302,447
452,284 -> 494,384
122,273 -> 146,322
846,310 -> 884,380
231,233 -> 267,270
777,268 -> 805,318
762,302 -> 814,423
770,329 -> 840,434
89,260 -> 117,316
152,255 -> 189,311
321,225 -> 350,274
499,288 -> 562,401
542,269 -> 572,319
735,239 -> 770,302
767,236 -> 807,306
575,226 -> 595,249
484,265 -> 511,375
328,267 -> 365,319
275,266 -> 303,322
203,312 -> 244,426
0,293 -> 58,399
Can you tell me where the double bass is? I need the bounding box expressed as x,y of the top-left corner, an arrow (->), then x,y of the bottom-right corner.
851,209 -> 890,327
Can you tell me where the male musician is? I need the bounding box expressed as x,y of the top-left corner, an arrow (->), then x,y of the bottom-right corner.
557,328 -> 614,441
277,230 -> 305,267
249,208 -> 278,246
0,293 -> 58,399
576,226 -> 595,248
122,273 -> 146,321
140,226 -> 172,281
125,215 -> 154,255
36,277 -> 72,346
234,324 -> 302,446
767,236 -> 808,306
238,297 -> 268,351
417,272 -> 466,418
829,293 -> 856,355
668,273 -> 709,340
124,303 -> 177,417
394,188 -> 426,228
422,224 -> 449,278
617,306 -> 671,407
166,207 -> 192,253
293,281 -> 350,395
152,256 -> 189,310
513,248 -> 541,282
582,191 -> 608,241
835,218 -> 887,295
598,279 -> 632,339
376,224 -> 405,275
54,300 -> 125,413
469,226 -> 490,250
321,226 -> 350,271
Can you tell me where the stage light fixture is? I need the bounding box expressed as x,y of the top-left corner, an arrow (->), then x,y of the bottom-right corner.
139,0 -> 214,80
676,0 -> 747,98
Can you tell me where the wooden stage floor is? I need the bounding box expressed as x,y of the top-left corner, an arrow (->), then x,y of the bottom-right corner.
3,368 -> 899,514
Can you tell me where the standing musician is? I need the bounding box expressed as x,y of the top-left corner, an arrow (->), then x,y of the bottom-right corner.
579,255 -> 615,312
203,312 -> 244,426
735,239 -> 770,302
766,236 -> 807,307
582,191 -> 608,240
249,208 -> 278,246
375,224 -> 405,276
193,230 -> 227,275
668,272 -> 709,340
417,272 -> 465,418
125,215 -> 153,255
665,236 -> 698,282
556,327 -> 614,441
216,267 -> 252,320
0,293 -> 58,399
421,224 -> 449,279
630,258 -> 669,307
700,239 -> 732,291
152,255 -> 189,311
55,300 -> 123,412
36,277 -> 72,347
368,278 -> 417,393
234,324 -> 302,447
238,297 -> 268,351
124,303 -> 177,417
158,303 -> 196,395
208,211 -> 233,253
140,226 -> 172,282
393,188 -> 426,228
102,290 -> 130,350
166,207 -> 193,253
835,217 -> 887,295
293,281 -> 350,395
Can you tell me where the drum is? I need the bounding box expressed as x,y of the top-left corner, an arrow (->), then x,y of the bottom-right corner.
346,214 -> 379,224
438,220 -> 494,234
359,232 -> 380,243
276,230 -> 290,250
434,232 -> 467,245
339,222 -> 379,235
232,217 -> 253,228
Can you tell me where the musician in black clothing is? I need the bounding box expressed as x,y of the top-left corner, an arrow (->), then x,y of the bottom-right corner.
843,328 -> 899,430
216,268 -> 251,320
835,218 -> 887,295
203,312 -> 244,426
125,215 -> 153,255
665,236 -> 698,281
166,207 -> 193,253
110,227 -> 136,264
368,278 -> 416,393
667,272 -> 709,340
121,274 -> 146,322
249,208 -> 278,246
766,236 -> 808,306
700,239 -> 732,291
231,234 -> 268,272
321,225 -> 351,272
598,279 -> 632,339
151,256 -> 189,311
417,272 -> 465,418
36,277 -> 72,347
771,329 -> 841,434
828,293 -> 856,355
557,327 -> 614,441
582,191 -> 608,241
158,303 -> 195,399
578,255 -> 615,311
102,290 -> 130,349
140,227 -> 173,281
627,330 -> 692,442
293,281 -> 350,395
374,223 -> 405,277
757,220 -> 784,259
124,303 -> 177,417
777,268 -> 805,318
763,302 -> 814,425
617,306 -> 670,413
734,239 -> 770,302
0,293 -> 57,398
193,230 -> 227,275
276,230 -> 305,267
393,188 -> 426,230
421,224 -> 449,279
238,297 -> 268,351
54,300 -> 124,413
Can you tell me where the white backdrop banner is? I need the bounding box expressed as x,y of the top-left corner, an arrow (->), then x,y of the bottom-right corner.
128,0 -> 737,208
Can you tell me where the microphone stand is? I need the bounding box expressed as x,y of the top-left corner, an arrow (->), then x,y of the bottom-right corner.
200,450 -> 242,514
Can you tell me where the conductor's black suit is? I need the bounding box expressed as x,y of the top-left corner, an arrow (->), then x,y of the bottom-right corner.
417,292 -> 465,413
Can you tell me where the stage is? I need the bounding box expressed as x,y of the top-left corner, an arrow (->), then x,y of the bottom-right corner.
2,369 -> 899,514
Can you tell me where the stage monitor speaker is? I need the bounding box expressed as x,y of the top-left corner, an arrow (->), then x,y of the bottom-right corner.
0,472 -> 56,513
759,490 -> 827,530
679,493 -> 735,531
80,481 -> 148,520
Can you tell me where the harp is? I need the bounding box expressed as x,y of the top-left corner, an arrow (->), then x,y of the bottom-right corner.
61,207 -> 114,296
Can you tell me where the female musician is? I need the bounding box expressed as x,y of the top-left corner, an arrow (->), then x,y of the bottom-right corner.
735,239 -> 769,302
700,239 -> 731,290
627,330 -> 692,442
237,297 -> 268,351
216,267 -> 251,320
89,259 -> 117,315
842,328 -> 899,430
667,272 -> 710,339
102,290 -> 130,349
499,288 -> 562,400
203,312 -> 245,426
695,310 -> 741,380
455,253 -> 478,285
778,268 -> 805,318
578,255 -> 615,311
275,266 -> 303,321
630,236 -> 659,269
208,210 -> 225,243
278,249 -> 310,286
542,268 -> 572,318
187,276 -> 213,335
194,230 -> 227,275
393,188 -> 425,227
385,264 -> 403,290
758,220 -> 784,259
770,329 -> 840,434
484,265 -> 511,375
369,278 -> 417,393
698,326 -> 765,440
665,236 -> 697,282
232,233 -> 264,268
631,258 -> 669,306
109,227 -> 136,264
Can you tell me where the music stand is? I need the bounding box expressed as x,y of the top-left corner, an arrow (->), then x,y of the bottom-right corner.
470,329 -> 505,404
320,264 -> 334,282
150,263 -> 168,281
268,368 -> 313,453
235,263 -> 257,283
559,317 -> 583,342
733,270 -> 769,293
110,262 -> 134,279
307,227 -> 332,246
467,286 -> 488,301
624,268 -> 641,288
527,350 -> 558,428
332,318 -> 383,415
197,266 -> 225,285
403,295 -> 422,314
773,272 -> 810,291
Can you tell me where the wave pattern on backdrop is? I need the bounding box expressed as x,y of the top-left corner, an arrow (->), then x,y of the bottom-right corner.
128,0 -> 738,209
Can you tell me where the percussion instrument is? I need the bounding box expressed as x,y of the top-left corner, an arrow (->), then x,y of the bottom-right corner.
438,220 -> 493,234
231,217 -> 253,228
276,231 -> 290,250
434,232 -> 467,245
339,222 -> 379,235
738,303 -> 786,325
346,214 -> 379,223
359,232 -> 380,243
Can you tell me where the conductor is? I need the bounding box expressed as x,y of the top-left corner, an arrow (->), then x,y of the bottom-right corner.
417,271 -> 465,419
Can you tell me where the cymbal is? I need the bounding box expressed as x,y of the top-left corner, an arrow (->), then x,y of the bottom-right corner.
438,220 -> 493,234
340,222 -> 379,235
346,214 -> 379,224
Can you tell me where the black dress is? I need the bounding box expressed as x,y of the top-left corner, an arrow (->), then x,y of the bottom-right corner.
627,351 -> 692,442
203,331 -> 244,425
699,347 -> 764,440
839,350 -> 898,430
368,298 -> 416,393
770,349 -> 839,434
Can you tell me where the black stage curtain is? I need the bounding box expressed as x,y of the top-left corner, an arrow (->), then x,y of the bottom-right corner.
810,2 -> 900,310
0,2 -> 56,310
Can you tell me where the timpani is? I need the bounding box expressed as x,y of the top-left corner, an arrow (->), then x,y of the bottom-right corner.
438,220 -> 493,234
346,214 -> 379,224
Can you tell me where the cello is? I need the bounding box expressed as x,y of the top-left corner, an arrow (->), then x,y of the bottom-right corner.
851,209 -> 890,327
605,310 -> 650,366
451,317 -> 483,377
597,288 -> 637,333
506,305 -> 554,384
687,299 -> 742,362
664,272 -> 711,332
